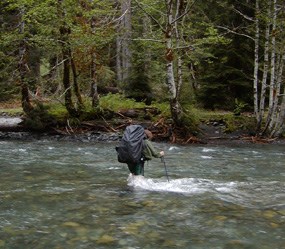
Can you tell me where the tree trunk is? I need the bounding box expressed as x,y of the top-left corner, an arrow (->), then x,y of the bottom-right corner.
258,10 -> 270,131
263,0 -> 280,133
118,0 -> 132,84
165,0 -> 183,126
48,56 -> 58,83
268,0 -> 277,110
18,7 -> 33,113
122,0 -> 132,82
253,0 -> 261,123
174,0 -> 184,98
91,50 -> 99,107
253,0 -> 260,122
270,81 -> 285,138
269,53 -> 285,137
71,55 -> 84,111
62,49 -> 77,116
116,36 -> 123,83
90,17 -> 99,107
58,0 -> 77,117
262,0 -> 282,136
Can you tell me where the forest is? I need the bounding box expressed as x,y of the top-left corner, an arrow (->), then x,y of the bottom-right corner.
0,0 -> 284,140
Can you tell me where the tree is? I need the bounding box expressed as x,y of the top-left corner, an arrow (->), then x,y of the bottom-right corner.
75,0 -> 117,107
196,0 -> 253,110
57,0 -> 80,116
116,0 -> 132,86
1,0 -> 55,113
18,6 -> 34,113
252,0 -> 285,136
214,0 -> 285,137
262,0 -> 285,137
1,0 -> 117,115
133,0 -> 230,126
133,0 -> 191,126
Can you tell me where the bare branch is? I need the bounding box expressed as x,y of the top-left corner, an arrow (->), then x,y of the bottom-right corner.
233,7 -> 254,22
216,25 -> 254,41
130,38 -> 165,43
111,8 -> 129,24
133,0 -> 166,33
59,85 -> 73,99
174,44 -> 195,50
171,0 -> 197,24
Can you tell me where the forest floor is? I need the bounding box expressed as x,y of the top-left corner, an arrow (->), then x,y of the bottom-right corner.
0,100 -> 284,146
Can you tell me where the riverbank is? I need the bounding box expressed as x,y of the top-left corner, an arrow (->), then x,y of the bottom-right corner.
1,99 -> 284,145
0,114 -> 284,146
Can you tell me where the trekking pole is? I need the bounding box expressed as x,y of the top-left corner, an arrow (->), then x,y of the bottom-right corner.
161,156 -> 169,182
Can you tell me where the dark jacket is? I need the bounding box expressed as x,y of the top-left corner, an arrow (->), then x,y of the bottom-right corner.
142,139 -> 161,160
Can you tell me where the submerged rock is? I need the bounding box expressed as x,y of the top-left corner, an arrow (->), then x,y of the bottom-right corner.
96,234 -> 116,244
0,117 -> 22,127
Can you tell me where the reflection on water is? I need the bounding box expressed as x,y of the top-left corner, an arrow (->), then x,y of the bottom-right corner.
0,140 -> 284,249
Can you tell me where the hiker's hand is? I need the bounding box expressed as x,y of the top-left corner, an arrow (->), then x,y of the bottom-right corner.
160,151 -> 164,157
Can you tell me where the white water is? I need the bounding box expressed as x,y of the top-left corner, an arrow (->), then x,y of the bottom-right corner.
128,175 -> 236,195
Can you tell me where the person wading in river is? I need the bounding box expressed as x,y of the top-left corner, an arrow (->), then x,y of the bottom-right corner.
127,129 -> 164,176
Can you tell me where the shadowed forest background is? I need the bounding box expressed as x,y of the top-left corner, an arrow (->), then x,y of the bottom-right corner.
0,0 -> 284,140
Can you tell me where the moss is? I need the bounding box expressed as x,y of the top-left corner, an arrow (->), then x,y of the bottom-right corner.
23,103 -> 57,131
222,114 -> 256,133
99,93 -> 145,112
0,108 -> 23,116
1,96 -> 258,136
180,106 -> 201,133
47,103 -> 69,122
151,102 -> 171,119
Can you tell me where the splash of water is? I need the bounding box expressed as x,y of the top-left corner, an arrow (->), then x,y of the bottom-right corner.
127,174 -> 237,195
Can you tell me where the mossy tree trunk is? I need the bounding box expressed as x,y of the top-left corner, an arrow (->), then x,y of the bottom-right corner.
58,0 -> 77,117
71,56 -> 84,111
18,7 -> 33,114
90,17 -> 99,107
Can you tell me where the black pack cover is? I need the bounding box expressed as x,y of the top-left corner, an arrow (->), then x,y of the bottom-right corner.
116,125 -> 146,164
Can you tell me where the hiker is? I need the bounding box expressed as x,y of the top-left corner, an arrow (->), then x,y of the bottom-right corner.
127,129 -> 164,176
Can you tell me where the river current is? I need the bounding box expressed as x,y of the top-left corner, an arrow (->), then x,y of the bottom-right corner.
0,139 -> 284,249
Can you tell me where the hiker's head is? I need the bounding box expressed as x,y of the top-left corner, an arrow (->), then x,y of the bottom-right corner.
145,129 -> 153,140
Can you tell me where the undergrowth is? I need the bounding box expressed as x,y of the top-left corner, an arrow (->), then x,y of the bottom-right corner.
1,94 -> 257,136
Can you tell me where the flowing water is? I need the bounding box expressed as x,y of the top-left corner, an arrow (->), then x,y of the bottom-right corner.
0,139 -> 284,249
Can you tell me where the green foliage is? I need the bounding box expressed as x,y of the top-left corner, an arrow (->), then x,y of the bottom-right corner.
99,93 -> 146,112
196,108 -> 256,134
0,106 -> 23,116
126,62 -> 153,104
0,84 -> 19,101
96,66 -> 116,87
98,94 -> 171,122
191,1 -> 254,110
47,102 -> 69,122
0,0 -> 277,135
23,102 -> 56,131
180,106 -> 201,133
223,114 -> 256,134
196,38 -> 253,110
196,108 -> 227,121
151,102 -> 171,119
233,98 -> 248,116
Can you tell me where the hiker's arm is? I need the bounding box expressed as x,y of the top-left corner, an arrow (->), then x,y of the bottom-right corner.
144,140 -> 163,159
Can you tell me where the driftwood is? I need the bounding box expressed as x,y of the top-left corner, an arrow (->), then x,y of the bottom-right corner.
240,136 -> 277,144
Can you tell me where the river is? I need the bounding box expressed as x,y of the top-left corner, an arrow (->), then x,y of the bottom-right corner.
0,139 -> 284,249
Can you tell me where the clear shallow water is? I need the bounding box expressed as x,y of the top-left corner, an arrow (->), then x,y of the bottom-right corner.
0,140 -> 284,249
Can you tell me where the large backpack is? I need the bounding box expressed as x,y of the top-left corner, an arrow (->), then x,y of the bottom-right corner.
116,125 -> 146,164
